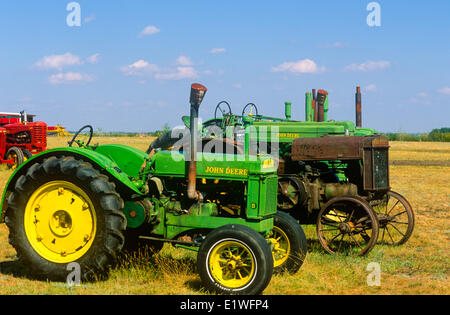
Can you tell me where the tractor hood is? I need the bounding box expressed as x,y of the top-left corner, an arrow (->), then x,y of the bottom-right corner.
150,151 -> 277,179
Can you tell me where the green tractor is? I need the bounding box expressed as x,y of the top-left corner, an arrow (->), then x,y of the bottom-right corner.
150,87 -> 415,256
0,84 -> 307,295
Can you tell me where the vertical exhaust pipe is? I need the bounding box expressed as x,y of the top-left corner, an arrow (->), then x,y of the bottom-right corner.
355,86 -> 362,128
316,90 -> 328,122
187,83 -> 207,201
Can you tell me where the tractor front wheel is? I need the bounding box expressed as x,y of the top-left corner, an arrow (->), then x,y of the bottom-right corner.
197,225 -> 273,295
270,211 -> 307,274
5,156 -> 126,281
6,147 -> 24,169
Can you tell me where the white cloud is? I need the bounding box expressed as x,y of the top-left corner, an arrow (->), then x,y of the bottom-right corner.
121,60 -> 159,76
35,53 -> 83,70
48,72 -> 94,85
155,67 -> 198,80
176,55 -> 194,66
139,25 -> 160,37
210,48 -> 226,54
86,53 -> 101,64
233,83 -> 243,89
271,59 -> 324,74
364,84 -> 377,92
344,60 -> 391,72
438,87 -> 450,95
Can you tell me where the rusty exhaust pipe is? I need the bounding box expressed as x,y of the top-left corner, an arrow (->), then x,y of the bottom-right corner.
316,90 -> 328,122
356,86 -> 362,128
187,83 -> 207,201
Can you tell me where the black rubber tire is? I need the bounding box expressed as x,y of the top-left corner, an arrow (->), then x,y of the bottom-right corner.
5,156 -> 126,282
6,147 -> 24,169
197,224 -> 273,295
21,149 -> 33,160
272,211 -> 307,274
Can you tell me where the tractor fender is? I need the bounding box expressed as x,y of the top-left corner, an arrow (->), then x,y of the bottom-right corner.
1,146 -> 146,222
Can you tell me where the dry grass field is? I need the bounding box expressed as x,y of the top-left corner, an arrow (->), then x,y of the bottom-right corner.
0,137 -> 448,295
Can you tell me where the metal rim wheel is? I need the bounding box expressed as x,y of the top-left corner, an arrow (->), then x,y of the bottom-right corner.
372,191 -> 415,246
317,196 -> 379,256
197,224 -> 273,295
24,181 -> 97,264
6,147 -> 24,170
5,156 -> 126,281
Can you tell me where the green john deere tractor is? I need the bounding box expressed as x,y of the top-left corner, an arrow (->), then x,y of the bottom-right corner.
0,84 -> 307,295
150,87 -> 415,256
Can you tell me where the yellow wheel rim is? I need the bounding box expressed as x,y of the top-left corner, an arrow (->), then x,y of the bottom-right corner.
24,181 -> 97,264
208,240 -> 256,289
269,226 -> 291,268
7,152 -> 19,170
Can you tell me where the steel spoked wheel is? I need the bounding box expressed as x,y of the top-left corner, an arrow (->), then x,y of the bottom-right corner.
197,225 -> 273,295
372,191 -> 415,246
208,240 -> 256,289
317,196 -> 379,256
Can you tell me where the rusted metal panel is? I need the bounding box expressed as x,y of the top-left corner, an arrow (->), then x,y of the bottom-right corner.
291,136 -> 365,161
291,135 -> 389,162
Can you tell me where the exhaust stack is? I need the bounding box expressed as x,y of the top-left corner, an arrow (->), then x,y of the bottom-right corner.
187,83 -> 207,201
356,86 -> 362,128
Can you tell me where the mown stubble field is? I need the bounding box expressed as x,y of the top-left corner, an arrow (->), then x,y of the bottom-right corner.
0,137 -> 448,295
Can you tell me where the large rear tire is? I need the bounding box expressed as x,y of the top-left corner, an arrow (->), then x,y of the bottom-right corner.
5,156 -> 126,282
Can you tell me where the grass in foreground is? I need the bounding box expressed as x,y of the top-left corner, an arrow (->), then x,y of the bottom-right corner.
0,139 -> 448,294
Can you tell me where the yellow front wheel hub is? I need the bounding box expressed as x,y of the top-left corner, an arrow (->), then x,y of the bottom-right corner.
208,240 -> 256,289
24,181 -> 97,264
269,226 -> 291,268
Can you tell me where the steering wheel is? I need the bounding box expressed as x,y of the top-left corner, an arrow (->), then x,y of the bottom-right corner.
68,125 -> 94,147
214,101 -> 232,120
242,103 -> 259,117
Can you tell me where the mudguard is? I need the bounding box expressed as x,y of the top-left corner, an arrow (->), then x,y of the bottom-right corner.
1,145 -> 148,222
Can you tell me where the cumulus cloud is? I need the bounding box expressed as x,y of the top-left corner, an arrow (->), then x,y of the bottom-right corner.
438,87 -> 450,95
35,53 -> 83,71
364,84 -> 377,92
139,25 -> 161,37
155,67 -> 198,80
86,53 -> 101,64
48,72 -> 94,85
271,59 -> 324,74
121,59 -> 159,76
344,60 -> 391,72
176,55 -> 194,66
210,48 -> 226,54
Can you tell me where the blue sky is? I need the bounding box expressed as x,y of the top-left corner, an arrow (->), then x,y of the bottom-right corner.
0,0 -> 449,133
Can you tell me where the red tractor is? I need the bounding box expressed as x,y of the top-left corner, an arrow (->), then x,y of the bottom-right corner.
0,111 -> 47,169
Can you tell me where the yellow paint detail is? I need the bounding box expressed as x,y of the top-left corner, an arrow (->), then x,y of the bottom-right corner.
205,166 -> 248,176
269,226 -> 291,268
279,133 -> 300,138
24,181 -> 97,264
262,159 -> 274,169
208,240 -> 256,289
